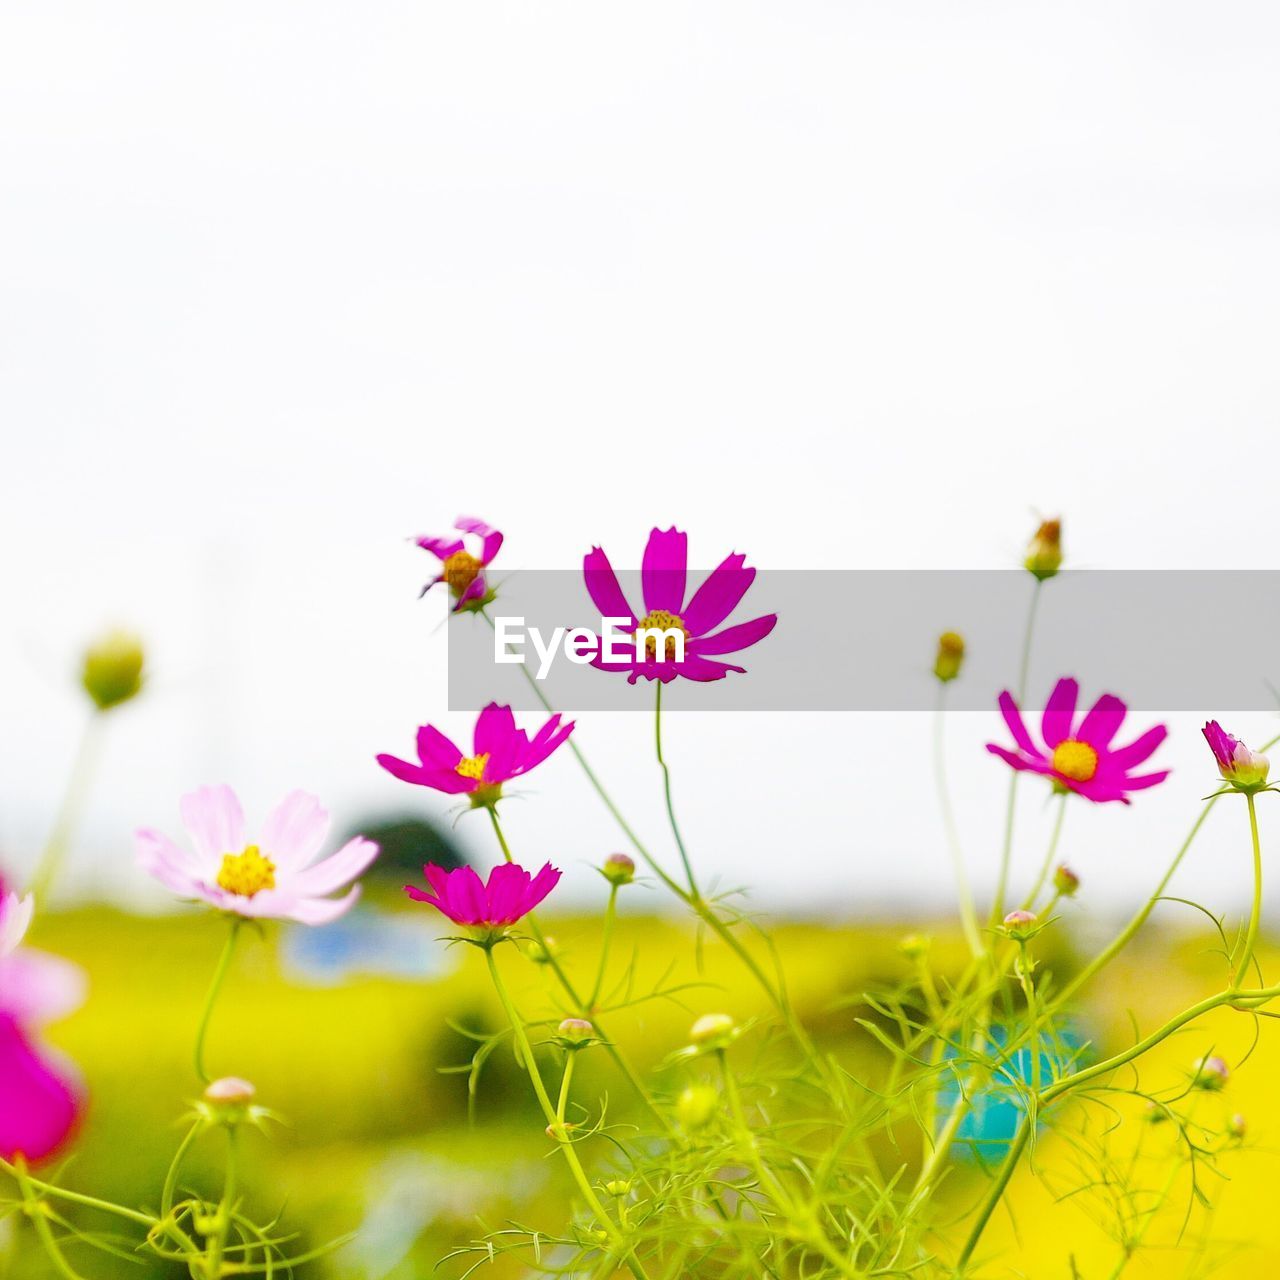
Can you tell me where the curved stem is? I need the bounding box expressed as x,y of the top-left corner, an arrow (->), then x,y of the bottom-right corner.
933,685 -> 983,959
195,921 -> 241,1084
654,682 -> 698,895
1232,792 -> 1264,988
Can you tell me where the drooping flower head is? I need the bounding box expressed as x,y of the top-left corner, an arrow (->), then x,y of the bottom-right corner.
583,527 -> 777,683
136,787 -> 379,924
987,677 -> 1169,804
416,516 -> 503,612
0,874 -> 85,1165
405,861 -> 560,941
377,703 -> 573,809
1202,721 -> 1270,793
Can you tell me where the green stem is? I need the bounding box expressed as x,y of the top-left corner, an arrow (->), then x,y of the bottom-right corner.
203,1127 -> 238,1280
1232,792 -> 1264,989
589,885 -> 618,1010
1019,791 -> 1068,910
195,921 -> 241,1084
654,682 -> 698,895
28,715 -> 104,906
956,1120 -> 1031,1270
14,1166 -> 87,1280
934,685 -> 984,960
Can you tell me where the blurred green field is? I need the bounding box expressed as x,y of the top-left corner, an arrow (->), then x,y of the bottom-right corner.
7,902 -> 1280,1278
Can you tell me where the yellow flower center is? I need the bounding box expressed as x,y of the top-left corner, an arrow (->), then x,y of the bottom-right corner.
635,610 -> 690,661
455,753 -> 490,782
441,550 -> 483,596
216,845 -> 277,898
1051,739 -> 1098,783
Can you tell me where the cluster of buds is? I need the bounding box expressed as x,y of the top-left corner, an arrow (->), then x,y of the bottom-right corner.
1025,518 -> 1063,581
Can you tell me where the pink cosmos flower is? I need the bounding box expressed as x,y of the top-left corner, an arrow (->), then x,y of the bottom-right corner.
405,861 -> 561,932
1202,721 -> 1271,792
376,703 -> 573,808
583,526 -> 778,683
135,787 -> 379,924
986,677 -> 1169,804
416,516 -> 503,612
0,879 -> 85,1164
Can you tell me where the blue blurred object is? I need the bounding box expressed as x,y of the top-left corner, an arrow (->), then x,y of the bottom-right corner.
281,908 -> 457,986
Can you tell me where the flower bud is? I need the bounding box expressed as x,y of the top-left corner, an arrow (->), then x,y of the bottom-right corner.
1227,1112 -> 1247,1140
1190,1054 -> 1230,1091
1025,518 -> 1063,581
1144,1101 -> 1169,1125
557,1017 -> 595,1047
1001,909 -> 1039,941
1202,721 -> 1270,793
202,1076 -> 256,1125
82,630 -> 145,711
933,632 -> 965,684
601,853 -> 636,886
898,933 -> 930,961
689,1013 -> 737,1050
1052,864 -> 1080,898
525,936 -> 558,965
676,1083 -> 720,1131
605,1179 -> 632,1197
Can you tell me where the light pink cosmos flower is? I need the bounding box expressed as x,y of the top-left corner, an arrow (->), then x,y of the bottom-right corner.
405,861 -> 561,931
135,787 -> 379,924
583,526 -> 778,683
1202,721 -> 1270,792
376,703 -> 573,808
416,516 -> 503,612
0,878 -> 85,1164
986,677 -> 1169,804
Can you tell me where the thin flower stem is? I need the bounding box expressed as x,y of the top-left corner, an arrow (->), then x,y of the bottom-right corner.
654,682 -> 698,895
28,714 -> 104,906
203,1126 -> 238,1280
161,1121 -> 203,1221
1,1159 -> 156,1229
14,1165 -> 87,1280
485,807 -> 671,1134
589,885 -> 618,1010
934,685 -> 984,960
1019,791 -> 1068,910
1232,792 -> 1264,988
195,920 -> 242,1084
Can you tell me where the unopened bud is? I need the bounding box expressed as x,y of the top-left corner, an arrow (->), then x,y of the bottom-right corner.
1191,1054 -> 1230,1091
202,1076 -> 256,1125
1002,909 -> 1039,941
602,853 -> 636,886
1025,518 -> 1063,581
525,936 -> 558,965
898,933 -> 930,961
933,632 -> 965,683
1052,864 -> 1080,898
676,1083 -> 720,1131
1228,1112 -> 1247,1140
82,630 -> 145,711
557,1017 -> 595,1047
605,1179 -> 632,1197
689,1013 -> 737,1050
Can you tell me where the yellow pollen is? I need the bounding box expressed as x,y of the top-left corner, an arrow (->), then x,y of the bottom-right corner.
216,845 -> 277,898
455,753 -> 490,782
441,550 -> 483,596
635,610 -> 690,661
1051,739 -> 1099,783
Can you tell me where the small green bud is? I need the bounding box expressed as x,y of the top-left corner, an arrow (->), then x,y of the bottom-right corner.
601,853 -> 636,886
556,1017 -> 596,1049
1001,909 -> 1039,941
525,936 -> 558,965
1052,864 -> 1080,897
82,630 -> 144,711
676,1083 -> 720,1131
1190,1054 -> 1229,1091
1228,1112 -> 1247,1140
201,1076 -> 256,1126
605,1179 -> 632,1197
689,1013 -> 737,1050
898,933 -> 930,961
1025,518 -> 1063,580
933,632 -> 965,683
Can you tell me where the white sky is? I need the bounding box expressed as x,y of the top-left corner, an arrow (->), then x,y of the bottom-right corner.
2,3 -> 1279,920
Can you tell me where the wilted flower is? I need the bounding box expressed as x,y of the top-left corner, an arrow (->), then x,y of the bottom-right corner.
404,861 -> 561,938
583,527 -> 777,683
1191,1054 -> 1230,1091
1025,518 -> 1063,580
0,878 -> 85,1164
677,1083 -> 720,1131
82,629 -> 145,711
136,787 -> 379,925
415,516 -> 503,612
933,632 -> 965,683
601,853 -> 635,886
1001,910 -> 1039,941
987,677 -> 1169,804
377,703 -> 573,809
1052,864 -> 1080,897
1202,721 -> 1270,793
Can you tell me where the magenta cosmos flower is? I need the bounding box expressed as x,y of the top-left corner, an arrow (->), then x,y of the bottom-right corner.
0,878 -> 85,1164
136,787 -> 379,924
583,526 -> 778,683
377,703 -> 573,808
416,516 -> 503,612
405,861 -> 560,934
1202,721 -> 1271,792
986,677 -> 1169,804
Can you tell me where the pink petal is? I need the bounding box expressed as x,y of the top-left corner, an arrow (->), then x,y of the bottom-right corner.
455,516 -> 503,564
180,786 -> 246,862
287,837 -> 379,897
453,573 -> 487,610
1119,769 -> 1170,792
1040,678 -> 1079,749
416,536 -> 464,559
0,892 -> 34,958
485,863 -> 530,924
259,791 -> 331,872
680,554 -> 756,636
522,863 -> 562,914
1108,724 -> 1168,771
997,693 -> 1042,759
583,546 -> 636,628
416,725 -> 464,770
449,867 -> 488,924
0,951 -> 86,1025
688,613 -> 777,655
0,1014 -> 82,1165
282,886 -> 362,926
1075,694 -> 1128,751
136,828 -> 208,896
641,526 -> 688,615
